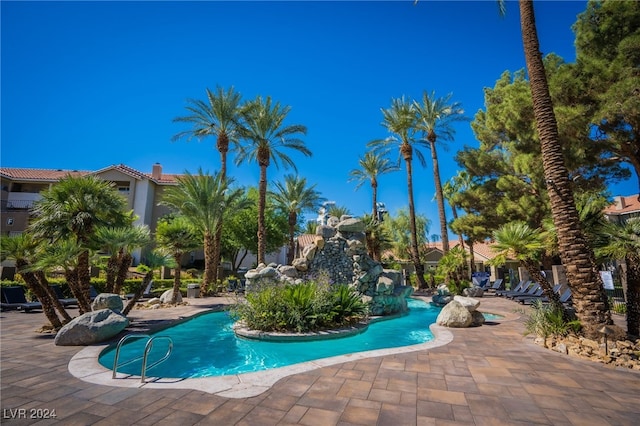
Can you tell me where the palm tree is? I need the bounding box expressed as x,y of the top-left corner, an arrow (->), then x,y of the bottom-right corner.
236,95 -> 311,264
348,150 -> 399,221
156,216 -> 202,303
269,174 -> 325,264
1,234 -> 65,329
328,205 -> 351,220
93,224 -> 150,294
173,86 -> 245,284
490,222 -> 563,313
160,169 -> 244,294
368,97 -> 428,288
414,91 -> 468,254
361,213 -> 393,262
595,218 -> 640,337
29,175 -> 129,309
32,237 -> 89,313
123,250 -> 175,316
514,0 -> 613,337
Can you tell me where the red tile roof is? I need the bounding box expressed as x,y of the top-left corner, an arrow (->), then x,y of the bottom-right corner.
1,165 -> 179,184
604,195 -> 640,215
0,167 -> 89,181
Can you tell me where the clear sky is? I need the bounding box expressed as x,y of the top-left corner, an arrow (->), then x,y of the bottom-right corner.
2,1 -> 636,236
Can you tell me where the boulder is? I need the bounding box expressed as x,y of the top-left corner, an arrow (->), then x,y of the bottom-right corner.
54,309 -> 129,346
453,295 -> 480,312
316,225 -> 336,239
463,287 -> 484,298
303,244 -> 317,261
159,289 -> 182,304
337,218 -> 365,233
380,269 -> 403,287
146,297 -> 161,305
436,300 -> 472,328
278,265 -> 298,278
470,310 -> 486,327
92,293 -> 124,313
292,258 -> 308,271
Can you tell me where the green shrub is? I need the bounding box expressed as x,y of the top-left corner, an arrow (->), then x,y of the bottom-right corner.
232,281 -> 368,333
524,300 -> 581,347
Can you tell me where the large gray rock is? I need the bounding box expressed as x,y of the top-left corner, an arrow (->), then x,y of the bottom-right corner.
436,300 -> 473,328
54,309 -> 129,346
337,218 -> 365,233
316,225 -> 336,239
278,265 -> 298,278
159,289 -> 182,304
453,295 -> 481,312
471,311 -> 486,327
92,293 -> 123,313
463,287 -> 484,298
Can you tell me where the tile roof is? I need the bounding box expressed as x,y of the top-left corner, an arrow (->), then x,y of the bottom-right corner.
0,167 -> 89,181
1,164 -> 179,184
604,194 -> 640,215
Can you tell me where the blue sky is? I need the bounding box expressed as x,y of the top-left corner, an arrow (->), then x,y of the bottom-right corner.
2,1 -> 635,236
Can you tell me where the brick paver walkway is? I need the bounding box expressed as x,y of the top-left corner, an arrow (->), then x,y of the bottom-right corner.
1,295 -> 639,425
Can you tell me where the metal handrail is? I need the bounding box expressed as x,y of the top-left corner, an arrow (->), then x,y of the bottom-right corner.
141,336 -> 173,383
112,334 -> 173,383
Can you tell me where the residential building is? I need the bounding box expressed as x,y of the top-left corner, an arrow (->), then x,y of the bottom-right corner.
603,194 -> 640,224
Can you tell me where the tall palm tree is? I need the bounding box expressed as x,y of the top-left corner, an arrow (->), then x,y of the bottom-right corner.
414,91 -> 468,253
156,216 -> 202,303
173,86 -> 244,283
160,169 -> 244,294
29,175 -> 129,308
490,222 -> 563,313
348,150 -> 399,221
368,97 -> 428,288
595,218 -> 640,338
514,0 -> 613,336
269,174 -> 325,264
236,95 -> 311,264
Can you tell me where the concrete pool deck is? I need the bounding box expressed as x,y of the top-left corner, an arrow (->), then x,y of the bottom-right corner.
2,293 -> 639,425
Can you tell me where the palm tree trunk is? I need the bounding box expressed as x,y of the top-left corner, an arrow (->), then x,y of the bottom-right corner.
212,224 -> 223,285
202,230 -> 215,295
105,252 -> 120,293
171,253 -> 183,304
257,164 -> 268,265
65,268 -> 90,314
16,260 -> 62,330
404,155 -> 426,288
625,257 -> 640,337
372,182 -> 378,221
519,0 -> 612,338
114,252 -> 132,295
430,140 -> 449,252
77,250 -> 92,313
36,271 -> 72,322
287,212 -> 297,264
523,259 -> 564,313
123,271 -> 153,316
468,240 -> 476,275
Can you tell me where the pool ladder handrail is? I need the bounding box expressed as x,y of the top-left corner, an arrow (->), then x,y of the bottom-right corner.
112,334 -> 174,383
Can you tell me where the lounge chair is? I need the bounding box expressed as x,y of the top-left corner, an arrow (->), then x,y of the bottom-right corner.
495,280 -> 530,297
485,278 -> 504,292
507,282 -> 541,300
0,286 -> 42,312
521,287 -> 572,306
50,284 -> 78,307
515,284 -> 560,303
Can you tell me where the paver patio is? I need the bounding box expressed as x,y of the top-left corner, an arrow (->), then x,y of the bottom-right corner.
1,294 -> 638,425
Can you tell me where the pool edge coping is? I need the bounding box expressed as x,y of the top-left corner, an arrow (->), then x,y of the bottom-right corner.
67,324 -> 457,399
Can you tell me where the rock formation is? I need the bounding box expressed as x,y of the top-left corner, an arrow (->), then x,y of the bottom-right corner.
245,216 -> 414,316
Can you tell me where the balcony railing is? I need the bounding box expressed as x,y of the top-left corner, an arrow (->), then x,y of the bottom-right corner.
1,200 -> 35,211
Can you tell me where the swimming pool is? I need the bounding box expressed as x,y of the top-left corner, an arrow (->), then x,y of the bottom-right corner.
99,298 -> 441,379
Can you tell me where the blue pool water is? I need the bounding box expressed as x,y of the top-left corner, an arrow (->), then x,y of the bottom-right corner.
100,298 -> 444,378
